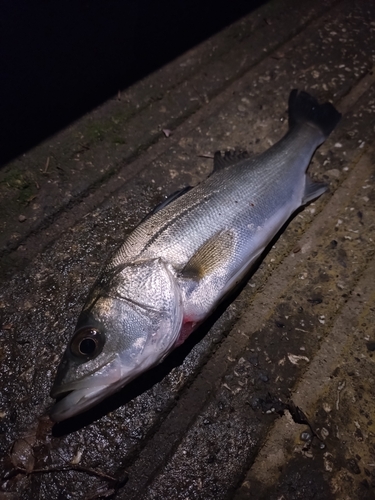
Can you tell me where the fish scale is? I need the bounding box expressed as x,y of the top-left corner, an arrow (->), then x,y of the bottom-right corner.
111,124 -> 320,286
50,90 -> 341,421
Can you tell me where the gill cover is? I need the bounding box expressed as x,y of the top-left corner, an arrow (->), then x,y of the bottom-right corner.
50,258 -> 182,421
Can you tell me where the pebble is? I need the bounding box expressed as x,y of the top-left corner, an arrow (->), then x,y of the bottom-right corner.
300,430 -> 312,442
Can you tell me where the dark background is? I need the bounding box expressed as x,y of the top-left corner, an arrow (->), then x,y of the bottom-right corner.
0,0 -> 265,167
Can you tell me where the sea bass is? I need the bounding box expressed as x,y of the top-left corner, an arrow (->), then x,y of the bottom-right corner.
50,90 -> 341,421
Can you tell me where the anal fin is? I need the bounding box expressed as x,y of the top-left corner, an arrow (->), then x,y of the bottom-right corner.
302,175 -> 328,204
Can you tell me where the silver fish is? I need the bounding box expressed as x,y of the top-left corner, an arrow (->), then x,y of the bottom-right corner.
50,90 -> 341,421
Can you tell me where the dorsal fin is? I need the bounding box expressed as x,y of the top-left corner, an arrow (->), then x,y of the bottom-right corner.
142,186 -> 192,222
213,150 -> 251,173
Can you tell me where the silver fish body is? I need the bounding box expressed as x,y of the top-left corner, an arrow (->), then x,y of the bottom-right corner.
50,90 -> 341,421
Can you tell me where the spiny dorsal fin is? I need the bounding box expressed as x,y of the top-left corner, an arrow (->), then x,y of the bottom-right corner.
181,229 -> 235,281
213,150 -> 251,173
142,186 -> 192,222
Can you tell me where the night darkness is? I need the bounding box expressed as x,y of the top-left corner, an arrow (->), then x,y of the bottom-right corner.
0,0 -> 264,166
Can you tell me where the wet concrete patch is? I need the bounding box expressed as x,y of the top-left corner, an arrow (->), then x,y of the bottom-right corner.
235,184 -> 375,499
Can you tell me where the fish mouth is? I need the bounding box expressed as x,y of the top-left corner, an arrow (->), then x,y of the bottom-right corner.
50,337 -> 176,421
50,383 -> 116,422
50,355 -> 127,422
52,388 -> 73,404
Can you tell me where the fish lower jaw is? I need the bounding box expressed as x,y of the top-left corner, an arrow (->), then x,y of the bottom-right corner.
50,384 -> 113,422
50,355 -> 129,421
49,346 -> 173,421
50,365 -> 137,422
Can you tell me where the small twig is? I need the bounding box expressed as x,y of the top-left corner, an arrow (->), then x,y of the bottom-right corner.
9,464 -> 124,485
43,157 -> 50,173
197,153 -> 214,159
257,394 -> 325,447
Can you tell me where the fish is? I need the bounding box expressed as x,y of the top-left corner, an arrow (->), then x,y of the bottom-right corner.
50,90 -> 341,421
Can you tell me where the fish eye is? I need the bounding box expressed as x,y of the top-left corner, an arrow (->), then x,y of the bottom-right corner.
70,328 -> 105,360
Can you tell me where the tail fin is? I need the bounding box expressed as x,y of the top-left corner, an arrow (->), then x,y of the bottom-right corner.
288,89 -> 341,138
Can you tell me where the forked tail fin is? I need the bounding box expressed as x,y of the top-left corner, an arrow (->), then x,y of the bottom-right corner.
288,89 -> 341,138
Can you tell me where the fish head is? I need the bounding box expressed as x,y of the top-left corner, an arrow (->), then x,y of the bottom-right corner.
50,258 -> 182,421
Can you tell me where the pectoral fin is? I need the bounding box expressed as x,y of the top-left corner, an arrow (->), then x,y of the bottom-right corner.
181,229 -> 236,281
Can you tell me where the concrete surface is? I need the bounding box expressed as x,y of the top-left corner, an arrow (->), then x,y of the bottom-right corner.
1,0 -> 375,498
